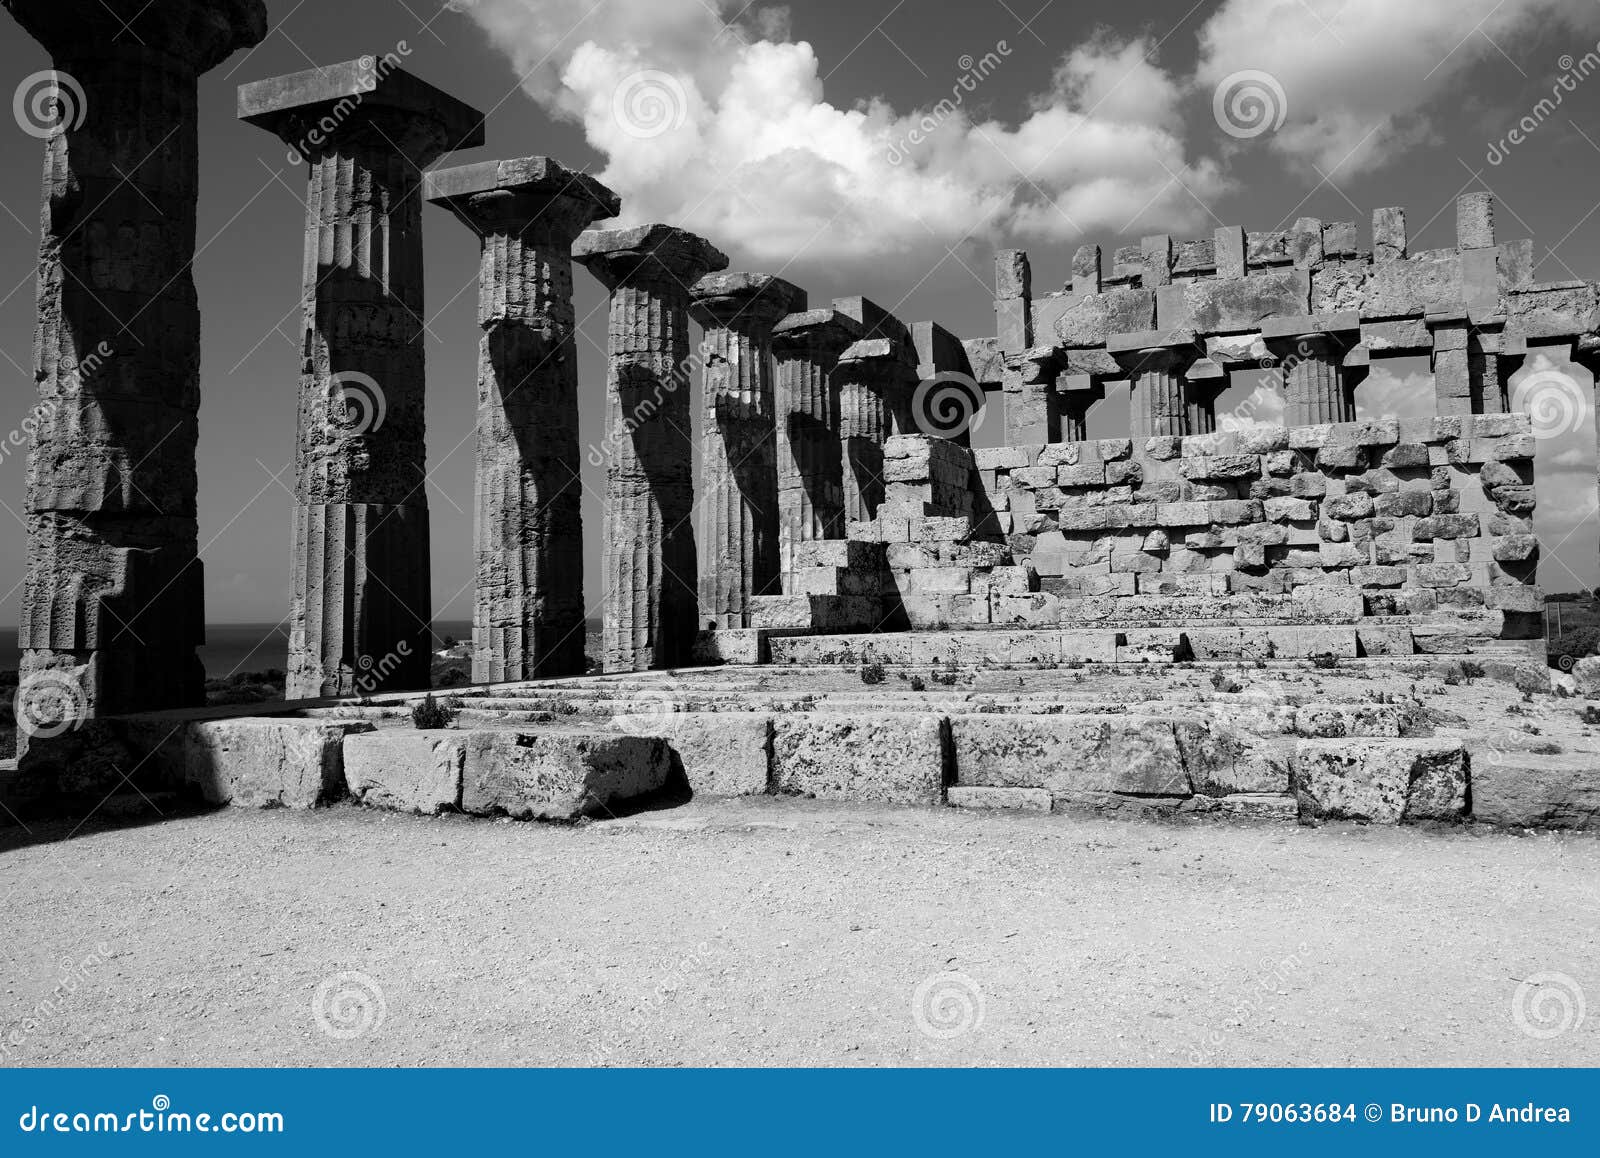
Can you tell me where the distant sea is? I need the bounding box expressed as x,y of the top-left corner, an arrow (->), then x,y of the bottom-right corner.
0,620 -> 491,679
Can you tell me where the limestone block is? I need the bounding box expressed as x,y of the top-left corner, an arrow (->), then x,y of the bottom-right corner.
460,730 -> 670,820
1471,758 -> 1600,830
952,714 -> 1191,798
1051,287 -> 1155,346
186,720 -> 374,809
666,713 -> 773,797
1294,740 -> 1468,823
772,714 -> 947,804
343,731 -> 465,814
948,786 -> 1052,812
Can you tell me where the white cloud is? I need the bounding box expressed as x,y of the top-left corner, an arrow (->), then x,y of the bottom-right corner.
451,0 -> 1228,272
1195,0 -> 1600,175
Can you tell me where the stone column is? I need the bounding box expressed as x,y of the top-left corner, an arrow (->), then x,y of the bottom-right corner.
1109,334 -> 1200,439
6,0 -> 267,731
688,273 -> 807,629
1053,373 -> 1104,443
837,338 -> 917,524
1275,334 -> 1354,426
240,59 -> 485,698
770,310 -> 861,587
574,225 -> 728,672
425,157 -> 620,681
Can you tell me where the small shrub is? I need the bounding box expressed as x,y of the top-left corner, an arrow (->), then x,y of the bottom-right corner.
909,675 -> 927,692
860,662 -> 886,686
434,667 -> 472,689
1443,671 -> 1462,687
1209,668 -> 1242,694
1460,660 -> 1486,685
1530,741 -> 1563,756
1310,653 -> 1339,670
412,693 -> 456,730
1581,705 -> 1600,726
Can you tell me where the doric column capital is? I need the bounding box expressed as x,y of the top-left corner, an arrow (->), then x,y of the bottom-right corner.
1107,328 -> 1202,376
4,0 -> 267,71
425,156 -> 620,240
1260,311 -> 1360,362
689,272 -> 807,333
574,224 -> 728,292
240,57 -> 486,168
770,308 -> 863,359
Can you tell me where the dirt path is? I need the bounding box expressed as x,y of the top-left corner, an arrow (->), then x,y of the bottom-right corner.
1,800 -> 1596,1066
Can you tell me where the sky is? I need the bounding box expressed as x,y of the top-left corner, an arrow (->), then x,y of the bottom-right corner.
0,0 -> 1598,649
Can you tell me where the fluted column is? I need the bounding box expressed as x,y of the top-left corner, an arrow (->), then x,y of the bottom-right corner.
1109,335 -> 1200,439
7,0 -> 267,734
427,158 -> 620,681
688,274 -> 807,629
771,310 -> 861,588
837,338 -> 917,524
575,225 -> 728,672
241,59 -> 485,698
1275,334 -> 1354,426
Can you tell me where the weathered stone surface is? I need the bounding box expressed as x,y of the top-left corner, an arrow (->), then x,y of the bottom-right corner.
343,729 -> 464,813
576,225 -> 729,671
690,274 -> 807,628
664,713 -> 773,797
460,729 -> 670,819
186,719 -> 373,809
1293,740 -> 1468,823
948,786 -> 1052,812
11,0 -> 268,729
1472,756 -> 1600,830
953,714 -> 1192,799
772,714 -> 947,805
244,59 -> 486,697
428,157 -> 619,681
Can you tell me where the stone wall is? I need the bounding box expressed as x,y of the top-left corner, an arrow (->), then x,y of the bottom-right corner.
753,417 -> 1542,654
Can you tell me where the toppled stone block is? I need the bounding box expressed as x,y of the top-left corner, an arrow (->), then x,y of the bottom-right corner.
772,714 -> 948,805
344,730 -> 464,814
1293,739 -> 1468,823
460,730 -> 670,820
186,719 -> 374,809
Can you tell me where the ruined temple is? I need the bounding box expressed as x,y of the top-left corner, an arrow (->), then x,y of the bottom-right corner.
5,10 -> 1600,833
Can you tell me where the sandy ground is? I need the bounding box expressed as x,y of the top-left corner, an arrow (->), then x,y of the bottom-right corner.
1,798 -> 1596,1067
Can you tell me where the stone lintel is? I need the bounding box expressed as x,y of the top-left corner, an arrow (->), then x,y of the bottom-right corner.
1424,304 -> 1470,328
5,0 -> 268,68
424,155 -> 620,234
688,272 -> 807,328
573,224 -> 728,288
1007,345 -> 1064,385
1186,357 -> 1227,381
239,58 -> 486,159
1258,311 -> 1360,343
1057,372 -> 1106,396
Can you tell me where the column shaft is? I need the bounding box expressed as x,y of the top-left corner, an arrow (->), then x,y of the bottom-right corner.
576,225 -> 727,672
11,1 -> 267,731
772,315 -> 856,588
1282,336 -> 1354,426
1130,358 -> 1190,438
